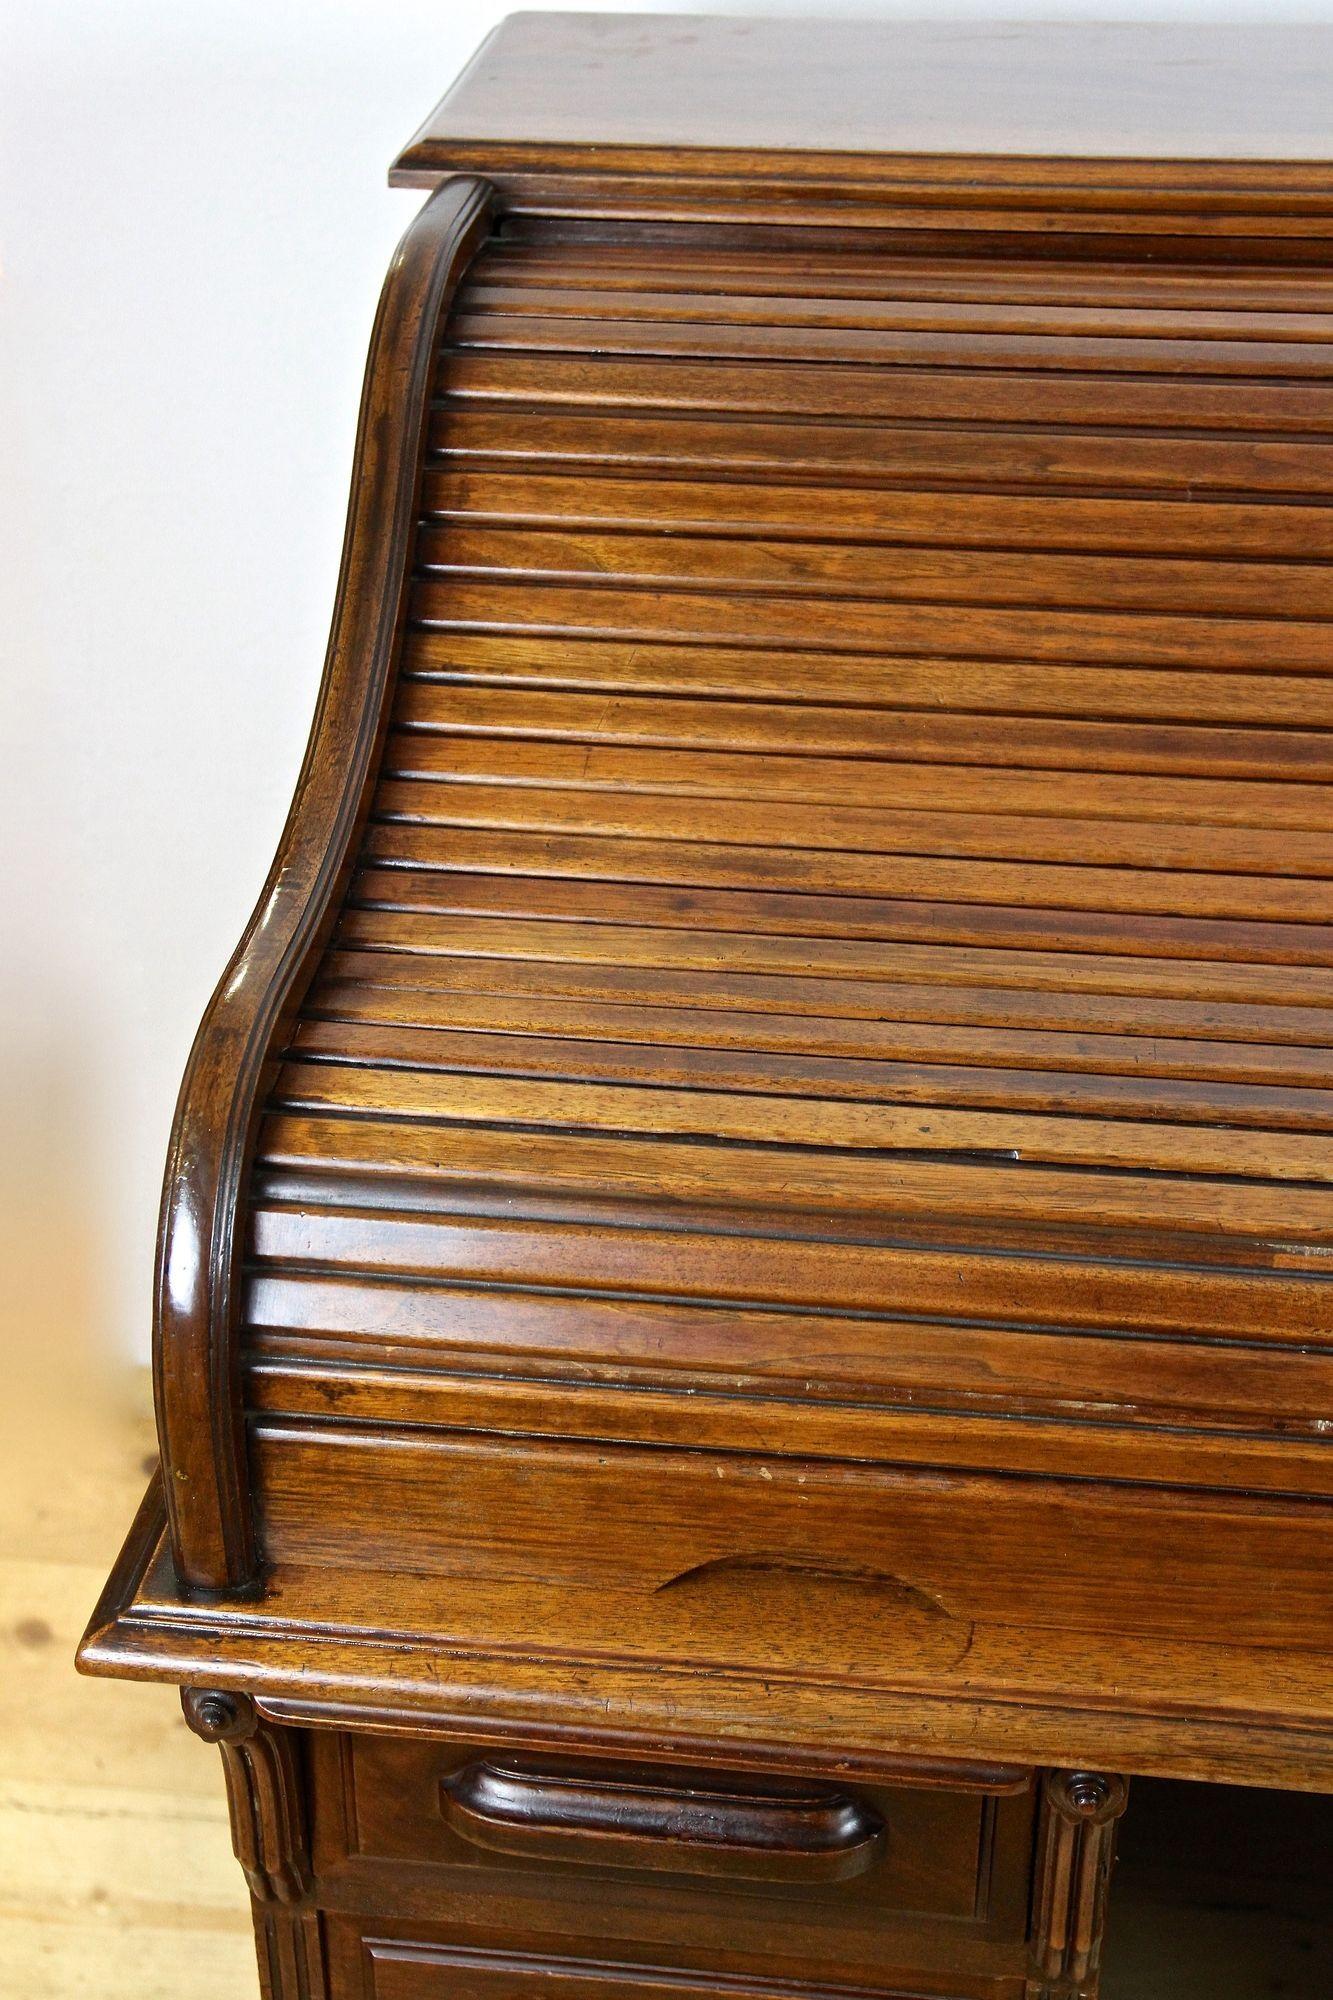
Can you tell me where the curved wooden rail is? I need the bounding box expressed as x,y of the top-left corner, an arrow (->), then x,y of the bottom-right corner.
154,173 -> 493,1594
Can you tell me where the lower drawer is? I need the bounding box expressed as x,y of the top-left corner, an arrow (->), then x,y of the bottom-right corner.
311,1733 -> 1035,1997
326,1926 -> 1025,2000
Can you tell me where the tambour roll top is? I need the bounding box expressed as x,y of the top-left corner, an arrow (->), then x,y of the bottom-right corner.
268,226 -> 1333,1441
86,16 -> 1333,1795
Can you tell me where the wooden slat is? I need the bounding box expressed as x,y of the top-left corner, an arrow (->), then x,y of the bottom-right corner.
338,907 -> 1333,1009
368,801 -> 1330,924
404,632 -> 1333,729
394,682 -> 1333,781
375,778 -> 1333,905
428,407 -> 1333,496
441,350 -> 1333,433
249,1203 -> 1331,1341
257,1111 -> 1333,1240
460,281 -> 1333,345
384,726 -> 1333,833
467,245 -> 1333,311
244,1269 -> 1333,1431
291,1017 -> 1333,1131
311,965 -> 1333,1088
356,851 -> 1333,964
449,307 -> 1333,377
320,938 -> 1333,1050
411,576 -> 1333,674
248,1356 -> 1333,1498
272,1058 -> 1333,1182
421,468 -> 1333,559
414,521 -> 1333,619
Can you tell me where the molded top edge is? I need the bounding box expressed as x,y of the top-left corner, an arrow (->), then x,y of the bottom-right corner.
394,14 -> 1333,184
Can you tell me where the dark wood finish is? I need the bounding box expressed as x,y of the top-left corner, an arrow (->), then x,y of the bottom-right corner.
392,19 -> 1333,262
437,1756 -> 885,1883
322,1934 -> 1018,2000
307,1732 -> 1036,1999
81,1479 -> 1330,1794
182,1689 -> 325,1996
80,18 -> 1333,2000
1030,1773 -> 1130,1998
152,171 -> 491,1594
398,16 -> 1333,158
181,1688 -> 313,1905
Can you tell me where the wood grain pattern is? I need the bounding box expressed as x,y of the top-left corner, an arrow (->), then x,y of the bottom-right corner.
179,1688 -> 325,1997
259,217 -> 1333,1373
223,156 -> 1333,1786
150,172 -> 492,1593
1031,1772 -> 1130,1998
80,1482 -> 1333,1793
393,18 -> 1333,168
82,21 -> 1333,2000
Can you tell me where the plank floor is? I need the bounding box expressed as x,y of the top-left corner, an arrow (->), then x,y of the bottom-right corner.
3,1363 -> 252,1999
4,1364 -> 1327,1997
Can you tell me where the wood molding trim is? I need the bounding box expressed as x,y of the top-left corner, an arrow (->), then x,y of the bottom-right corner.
251,1907 -> 327,2000
77,1487 -> 1332,1795
152,173 -> 493,1596
390,149 -> 1333,243
181,1687 -> 327,1997
1028,1770 -> 1129,1998
181,1687 -> 313,1905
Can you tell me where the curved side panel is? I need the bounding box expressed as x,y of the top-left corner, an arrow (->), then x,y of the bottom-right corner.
154,174 -> 494,1593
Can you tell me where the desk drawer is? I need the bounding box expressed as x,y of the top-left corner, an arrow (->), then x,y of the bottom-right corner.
312,1734 -> 1034,1997
329,1929 -> 1023,2000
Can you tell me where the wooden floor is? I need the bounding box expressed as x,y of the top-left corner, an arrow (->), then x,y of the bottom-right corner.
5,1362 -> 1327,1998
4,1362 -> 254,1998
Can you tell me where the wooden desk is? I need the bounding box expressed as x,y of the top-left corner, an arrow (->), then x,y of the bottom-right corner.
80,18 -> 1333,1998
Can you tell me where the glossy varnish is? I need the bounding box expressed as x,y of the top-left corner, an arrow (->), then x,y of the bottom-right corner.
255,226 -> 1333,1504
79,19 -> 1333,2000
213,207 -> 1333,1793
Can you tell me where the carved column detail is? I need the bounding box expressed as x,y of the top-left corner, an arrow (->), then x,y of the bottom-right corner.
182,1689 -> 325,2000
1028,1769 -> 1129,1999
182,1688 -> 312,1902
250,1904 -> 327,2000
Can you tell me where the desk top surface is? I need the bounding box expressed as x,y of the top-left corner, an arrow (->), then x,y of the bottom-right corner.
397,14 -> 1333,172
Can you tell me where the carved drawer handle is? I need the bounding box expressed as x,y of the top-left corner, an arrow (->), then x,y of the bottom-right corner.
441,1758 -> 884,1883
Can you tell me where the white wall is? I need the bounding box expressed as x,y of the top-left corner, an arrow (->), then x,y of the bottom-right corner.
2,0 -> 1330,1368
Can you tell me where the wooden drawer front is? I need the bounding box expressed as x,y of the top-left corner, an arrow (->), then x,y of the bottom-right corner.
313,1736 -> 1034,1996
334,1930 -> 1017,2000
256,1425 -> 1333,1654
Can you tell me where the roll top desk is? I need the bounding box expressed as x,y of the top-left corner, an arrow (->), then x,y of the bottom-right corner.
81,18 -> 1333,1998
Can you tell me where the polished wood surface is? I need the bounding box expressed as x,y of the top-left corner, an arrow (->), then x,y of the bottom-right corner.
152,172 -> 492,1593
434,1757 -> 889,1883
391,16 -> 1333,242
397,16 -> 1333,162
80,18 -> 1333,2000
21,1380 -> 1322,1997
308,1730 -> 1039,2000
